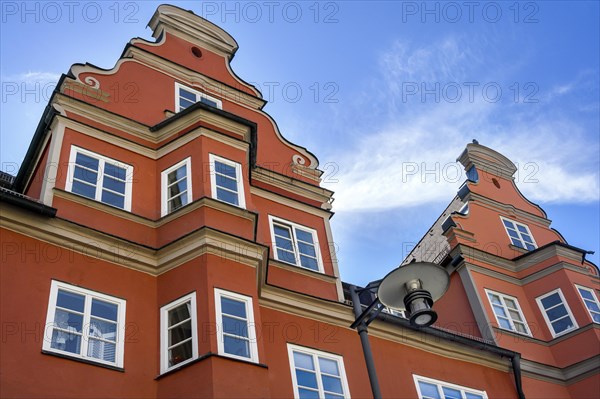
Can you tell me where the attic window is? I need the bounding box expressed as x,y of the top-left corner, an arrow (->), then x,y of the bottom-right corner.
500,217 -> 537,250
175,82 -> 222,111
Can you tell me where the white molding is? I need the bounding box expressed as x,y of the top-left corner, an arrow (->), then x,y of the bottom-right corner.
208,154 -> 246,209
536,288 -> 579,338
159,292 -> 198,374
287,343 -> 351,399
268,215 -> 325,274
42,280 -> 127,368
160,157 -> 193,217
214,288 -> 258,363
413,374 -> 488,399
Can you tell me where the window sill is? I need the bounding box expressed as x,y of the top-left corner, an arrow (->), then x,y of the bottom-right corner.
156,352 -> 267,379
42,349 -> 124,372
270,259 -> 337,282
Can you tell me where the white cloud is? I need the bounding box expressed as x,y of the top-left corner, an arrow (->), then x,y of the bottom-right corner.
2,71 -> 61,83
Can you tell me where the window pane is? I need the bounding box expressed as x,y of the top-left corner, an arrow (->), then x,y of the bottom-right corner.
179,98 -> 194,109
502,219 -> 514,228
89,318 -> 117,341
169,303 -> 190,326
511,238 -> 524,248
275,235 -> 294,251
223,315 -> 248,337
169,320 -> 192,346
587,301 -> 600,312
221,297 -> 246,318
492,304 -> 507,317
216,174 -> 238,191
71,180 -> 96,199
525,243 -> 536,250
53,309 -> 83,333
298,241 -> 317,257
300,255 -> 319,271
223,335 -> 250,358
73,166 -> 98,184
75,153 -> 99,170
277,248 -> 296,264
418,382 -> 441,399
515,322 -> 528,334
508,309 -> 523,322
274,225 -> 292,238
498,317 -> 512,330
551,317 -> 574,333
516,224 -> 529,234
295,229 -> 314,243
169,340 -> 193,366
168,166 -> 187,183
56,290 -> 85,312
504,298 -> 517,309
179,89 -> 196,102
216,188 -> 239,205
294,352 -> 315,370
546,305 -> 568,321
298,388 -> 320,399
488,294 -> 501,305
296,369 -> 318,389
466,394 -> 484,399
91,299 -> 118,321
319,358 -> 340,375
101,190 -> 125,208
169,194 -> 186,212
321,375 -> 343,394
103,175 -> 126,194
507,229 -> 520,238
168,180 -> 187,198
578,288 -> 594,300
200,97 -> 218,107
88,339 -> 116,362
50,329 -> 81,354
593,313 -> 600,323
541,293 -> 561,309
442,387 -> 462,399
215,161 -> 236,178
104,163 -> 126,180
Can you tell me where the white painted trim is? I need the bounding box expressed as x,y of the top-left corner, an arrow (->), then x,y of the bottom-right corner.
175,82 -> 222,111
42,280 -> 127,368
413,374 -> 488,399
208,154 -> 246,209
575,285 -> 600,324
536,288 -> 579,338
214,288 -> 258,363
160,157 -> 193,217
484,289 -> 532,336
499,216 -> 538,250
159,292 -> 198,374
66,145 -> 134,211
287,343 -> 351,399
268,215 -> 325,274
41,121 -> 65,206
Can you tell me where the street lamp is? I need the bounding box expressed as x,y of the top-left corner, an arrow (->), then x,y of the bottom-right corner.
349,262 -> 450,399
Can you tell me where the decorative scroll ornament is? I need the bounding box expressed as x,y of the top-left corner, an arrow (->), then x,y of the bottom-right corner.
83,76 -> 100,89
292,154 -> 307,166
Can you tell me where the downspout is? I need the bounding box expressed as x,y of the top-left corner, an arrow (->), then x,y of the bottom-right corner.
510,353 -> 526,399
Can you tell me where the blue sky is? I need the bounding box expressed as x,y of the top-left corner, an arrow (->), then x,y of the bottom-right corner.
1,1 -> 599,285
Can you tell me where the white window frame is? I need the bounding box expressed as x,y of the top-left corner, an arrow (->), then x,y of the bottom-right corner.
536,288 -> 579,338
42,280 -> 126,368
66,146 -> 133,211
208,154 -> 246,209
214,289 -> 258,363
268,215 -> 324,273
175,82 -> 222,111
485,289 -> 531,336
575,285 -> 600,324
287,344 -> 351,399
161,157 -> 193,217
160,292 -> 198,374
413,375 -> 488,399
500,217 -> 537,250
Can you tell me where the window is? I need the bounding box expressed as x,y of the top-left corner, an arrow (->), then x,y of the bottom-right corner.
161,158 -> 192,217
485,290 -> 530,335
287,344 -> 350,399
43,280 -> 126,367
209,154 -> 245,208
269,216 -> 323,273
175,82 -> 222,111
576,285 -> 600,324
500,217 -> 537,250
536,289 -> 578,338
160,292 -> 198,373
214,289 -> 258,362
66,146 -> 133,211
414,375 -> 487,399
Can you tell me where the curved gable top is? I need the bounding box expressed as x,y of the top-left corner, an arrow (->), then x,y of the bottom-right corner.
457,142 -> 517,180
148,4 -> 238,58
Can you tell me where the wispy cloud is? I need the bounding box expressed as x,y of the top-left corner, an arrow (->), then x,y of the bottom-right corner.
2,71 -> 61,83
323,37 -> 600,212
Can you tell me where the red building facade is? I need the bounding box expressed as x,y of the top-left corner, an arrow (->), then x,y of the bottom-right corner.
1,5 -> 598,398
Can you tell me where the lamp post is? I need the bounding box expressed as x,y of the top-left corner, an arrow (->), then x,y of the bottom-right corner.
349,262 -> 450,399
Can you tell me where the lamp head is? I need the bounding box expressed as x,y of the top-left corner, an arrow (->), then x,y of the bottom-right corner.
377,262 -> 450,328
